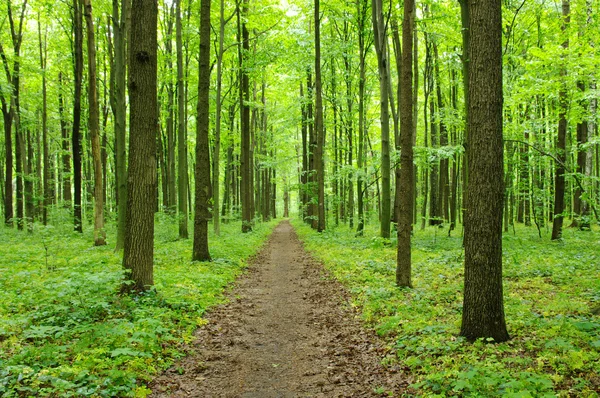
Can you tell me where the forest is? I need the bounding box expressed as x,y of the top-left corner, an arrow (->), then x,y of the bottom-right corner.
0,0 -> 599,396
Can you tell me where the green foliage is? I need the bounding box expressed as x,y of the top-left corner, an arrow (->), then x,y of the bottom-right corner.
0,218 -> 277,397
293,220 -> 600,397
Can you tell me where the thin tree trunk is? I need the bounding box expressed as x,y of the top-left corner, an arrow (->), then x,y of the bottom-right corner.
355,0 -> 367,236
38,18 -> 50,225
112,0 -> 129,251
58,72 -> 72,205
212,0 -> 227,236
372,0 -> 391,238
73,0 -> 84,233
551,0 -> 569,241
83,0 -> 106,246
314,0 -> 325,232
176,0 -> 189,238
1,99 -> 12,226
434,42 -> 450,223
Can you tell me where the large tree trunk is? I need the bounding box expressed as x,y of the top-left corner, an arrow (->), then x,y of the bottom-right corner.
460,0 -> 509,342
112,0 -> 130,251
122,0 -> 158,293
73,0 -> 84,233
396,0 -> 414,288
192,0 -> 212,261
372,0 -> 391,239
239,0 -> 252,233
83,0 -> 106,246
314,0 -> 325,232
551,0 -> 569,241
176,0 -> 189,239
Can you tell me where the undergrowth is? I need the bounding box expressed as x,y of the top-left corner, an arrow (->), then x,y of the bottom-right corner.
293,219 -> 600,397
0,212 -> 277,397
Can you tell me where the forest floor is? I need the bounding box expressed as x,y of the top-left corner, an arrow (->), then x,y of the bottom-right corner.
149,220 -> 408,397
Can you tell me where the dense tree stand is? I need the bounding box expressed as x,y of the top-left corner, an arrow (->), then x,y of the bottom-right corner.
150,221 -> 407,396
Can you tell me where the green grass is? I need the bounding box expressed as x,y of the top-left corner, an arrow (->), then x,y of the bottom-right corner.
0,212 -> 277,397
293,219 -> 600,397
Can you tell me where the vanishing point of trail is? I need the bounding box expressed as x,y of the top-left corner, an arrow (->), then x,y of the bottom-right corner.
151,221 -> 407,397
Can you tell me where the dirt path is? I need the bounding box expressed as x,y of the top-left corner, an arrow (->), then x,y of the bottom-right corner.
150,220 -> 407,397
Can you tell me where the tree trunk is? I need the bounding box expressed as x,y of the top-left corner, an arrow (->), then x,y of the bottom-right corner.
239,0 -> 252,233
25,129 -> 34,230
434,42 -> 450,223
176,0 -> 189,239
1,99 -> 12,226
572,80 -> 589,228
122,0 -> 158,293
297,83 -> 308,222
460,0 -> 509,342
58,72 -> 72,205
396,0 -> 414,287
1,1 -> 27,229
192,0 -> 212,261
372,0 -> 391,239
73,0 -> 84,233
212,0 -> 228,236
551,0 -> 569,241
314,0 -> 325,232
112,0 -> 129,251
83,0 -> 106,246
37,18 -> 50,225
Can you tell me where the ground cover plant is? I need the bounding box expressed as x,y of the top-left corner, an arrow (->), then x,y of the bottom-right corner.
0,213 -> 277,397
293,219 -> 600,397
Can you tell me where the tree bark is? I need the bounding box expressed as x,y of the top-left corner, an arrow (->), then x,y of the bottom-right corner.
58,72 -> 72,205
83,0 -> 106,246
122,0 -> 158,293
112,0 -> 130,251
73,0 -> 84,233
372,0 -> 391,239
212,0 -> 228,236
356,0 -> 368,236
551,0 -> 569,241
314,0 -> 325,232
396,0 -> 414,288
192,0 -> 212,261
239,0 -> 252,233
37,18 -> 50,225
1,0 -> 28,229
460,0 -> 509,342
176,0 -> 189,239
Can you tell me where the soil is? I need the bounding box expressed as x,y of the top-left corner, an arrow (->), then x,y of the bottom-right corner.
150,220 -> 409,397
